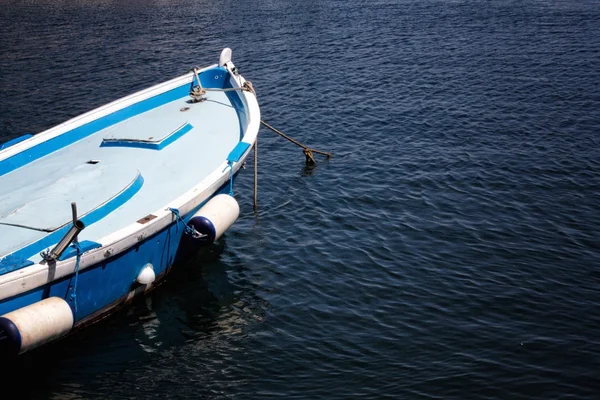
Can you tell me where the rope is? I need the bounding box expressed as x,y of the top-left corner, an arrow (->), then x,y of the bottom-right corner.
188,63 -> 255,102
260,120 -> 332,164
243,81 -> 256,96
189,67 -> 207,102
204,81 -> 256,95
304,148 -> 316,165
69,241 -> 82,315
228,161 -> 235,196
188,65 -> 255,96
253,138 -> 258,211
168,208 -> 205,239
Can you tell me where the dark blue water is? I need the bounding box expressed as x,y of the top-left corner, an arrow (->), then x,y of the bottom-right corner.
2,0 -> 600,398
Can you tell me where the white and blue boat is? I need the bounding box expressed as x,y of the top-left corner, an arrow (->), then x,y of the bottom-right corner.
0,48 -> 259,357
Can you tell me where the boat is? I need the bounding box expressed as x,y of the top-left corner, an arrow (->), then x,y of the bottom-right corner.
0,48 -> 259,358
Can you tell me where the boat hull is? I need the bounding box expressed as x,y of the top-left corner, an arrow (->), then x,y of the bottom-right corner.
0,176 -> 242,356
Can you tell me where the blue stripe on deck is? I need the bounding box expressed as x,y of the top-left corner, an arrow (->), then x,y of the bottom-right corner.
0,84 -> 195,177
9,172 -> 144,261
0,255 -> 34,275
100,122 -> 194,150
0,67 -> 232,178
59,240 -> 102,261
227,142 -> 251,163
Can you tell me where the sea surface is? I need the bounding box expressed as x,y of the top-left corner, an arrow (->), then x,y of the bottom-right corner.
1,0 -> 600,398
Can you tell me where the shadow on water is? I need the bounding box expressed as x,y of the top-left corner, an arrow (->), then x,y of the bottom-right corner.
301,163 -> 318,177
0,240 -> 248,395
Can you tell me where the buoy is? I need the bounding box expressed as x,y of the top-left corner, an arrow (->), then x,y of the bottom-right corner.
136,263 -> 156,285
0,297 -> 74,357
189,194 -> 239,246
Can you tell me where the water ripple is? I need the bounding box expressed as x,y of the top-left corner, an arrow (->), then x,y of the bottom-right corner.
2,0 -> 600,399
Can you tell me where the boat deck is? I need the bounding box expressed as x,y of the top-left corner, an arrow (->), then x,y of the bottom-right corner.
0,88 -> 241,263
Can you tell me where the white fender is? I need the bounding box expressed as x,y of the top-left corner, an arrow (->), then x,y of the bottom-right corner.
136,263 -> 156,285
0,297 -> 73,356
188,194 -> 239,245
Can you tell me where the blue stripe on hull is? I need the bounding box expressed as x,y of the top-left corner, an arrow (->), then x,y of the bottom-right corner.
0,176 -> 240,324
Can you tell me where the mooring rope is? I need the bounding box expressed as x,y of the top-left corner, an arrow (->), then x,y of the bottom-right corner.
189,65 -> 255,102
260,120 -> 332,165
189,69 -> 255,94
189,75 -> 330,164
186,74 -> 332,208
203,81 -> 256,95
168,207 -> 204,239
227,161 -> 235,196
253,137 -> 258,211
